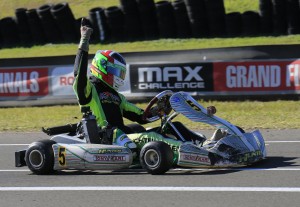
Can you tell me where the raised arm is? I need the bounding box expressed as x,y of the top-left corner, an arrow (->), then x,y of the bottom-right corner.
73,18 -> 93,105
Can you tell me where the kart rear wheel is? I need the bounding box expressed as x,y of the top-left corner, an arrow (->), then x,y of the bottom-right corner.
140,141 -> 173,175
25,140 -> 56,175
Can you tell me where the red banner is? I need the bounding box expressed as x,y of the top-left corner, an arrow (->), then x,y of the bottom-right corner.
0,68 -> 49,97
214,60 -> 300,92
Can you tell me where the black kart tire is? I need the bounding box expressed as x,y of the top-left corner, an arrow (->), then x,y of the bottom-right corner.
25,140 -> 56,175
140,141 -> 173,175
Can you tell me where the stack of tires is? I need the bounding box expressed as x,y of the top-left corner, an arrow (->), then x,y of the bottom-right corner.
0,2 -> 78,48
286,0 -> 300,34
205,0 -> 226,37
88,7 -> 109,43
105,6 -> 126,42
242,11 -> 260,36
155,1 -> 177,38
259,0 -> 273,35
225,12 -> 242,37
184,0 -> 208,37
36,4 -> 62,43
120,0 -> 143,41
15,8 -> 32,46
0,17 -> 20,48
51,3 -> 78,43
271,0 -> 287,35
26,9 -> 46,45
172,0 -> 191,38
136,0 -> 159,40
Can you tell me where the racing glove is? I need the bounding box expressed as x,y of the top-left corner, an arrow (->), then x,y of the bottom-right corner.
207,106 -> 217,116
78,18 -> 93,52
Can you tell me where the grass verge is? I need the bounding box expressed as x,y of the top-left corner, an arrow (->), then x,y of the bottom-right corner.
1,100 -> 299,132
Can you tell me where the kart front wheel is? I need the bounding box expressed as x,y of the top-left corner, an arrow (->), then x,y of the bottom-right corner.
25,140 -> 56,175
140,141 -> 173,175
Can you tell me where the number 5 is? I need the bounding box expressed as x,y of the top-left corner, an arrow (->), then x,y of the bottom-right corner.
58,147 -> 66,166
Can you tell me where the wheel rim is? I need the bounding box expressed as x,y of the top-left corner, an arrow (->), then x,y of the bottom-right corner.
28,150 -> 44,168
144,149 -> 160,168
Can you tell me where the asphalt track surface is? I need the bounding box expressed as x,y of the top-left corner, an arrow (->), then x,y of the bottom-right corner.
1,129 -> 300,207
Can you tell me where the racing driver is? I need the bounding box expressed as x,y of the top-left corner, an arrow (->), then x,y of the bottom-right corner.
73,18 -> 213,155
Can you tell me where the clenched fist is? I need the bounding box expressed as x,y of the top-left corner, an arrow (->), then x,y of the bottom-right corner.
78,18 -> 93,52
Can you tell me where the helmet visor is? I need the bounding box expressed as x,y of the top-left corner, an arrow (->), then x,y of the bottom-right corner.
107,63 -> 126,80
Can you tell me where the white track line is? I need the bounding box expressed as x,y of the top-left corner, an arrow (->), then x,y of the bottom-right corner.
0,141 -> 300,146
1,167 -> 300,173
0,186 -> 300,192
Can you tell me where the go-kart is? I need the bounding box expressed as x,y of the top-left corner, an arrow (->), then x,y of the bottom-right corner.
15,90 -> 266,175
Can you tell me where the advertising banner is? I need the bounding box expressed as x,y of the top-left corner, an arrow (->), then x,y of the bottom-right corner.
213,60 -> 300,93
51,66 -> 75,96
129,63 -> 214,93
0,68 -> 49,97
0,57 -> 299,106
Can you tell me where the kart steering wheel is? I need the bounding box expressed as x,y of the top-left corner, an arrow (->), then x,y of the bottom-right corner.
142,90 -> 174,122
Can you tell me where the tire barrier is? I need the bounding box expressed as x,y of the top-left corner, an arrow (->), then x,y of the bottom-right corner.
155,1 -> 177,38
225,12 -> 242,37
1,0 -> 300,48
286,0 -> 300,34
37,4 -> 62,43
242,11 -> 261,36
51,3 -> 78,43
105,6 -> 125,42
272,0 -> 287,35
26,9 -> 46,45
136,0 -> 159,40
172,0 -> 191,38
204,0 -> 226,37
88,7 -> 109,43
259,0 -> 273,35
184,0 -> 209,37
15,8 -> 32,46
0,17 -> 20,47
120,0 -> 143,41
